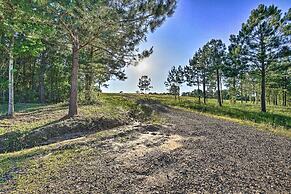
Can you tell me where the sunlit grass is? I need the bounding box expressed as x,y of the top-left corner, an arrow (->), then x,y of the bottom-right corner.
0,93 -> 290,189
0,93 -> 156,157
0,123 -> 131,186
147,94 -> 291,137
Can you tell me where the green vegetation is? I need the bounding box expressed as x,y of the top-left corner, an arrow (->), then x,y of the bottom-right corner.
149,95 -> 291,137
138,75 -> 153,94
167,5 -> 290,113
0,103 -> 44,115
0,0 -> 177,117
0,94 -> 155,153
0,1 -> 289,192
0,93 -> 290,190
0,127 -> 125,186
0,93 -> 159,186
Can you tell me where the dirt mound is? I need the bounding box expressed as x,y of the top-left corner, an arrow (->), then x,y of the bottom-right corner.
0,117 -> 124,153
1,104 -> 290,193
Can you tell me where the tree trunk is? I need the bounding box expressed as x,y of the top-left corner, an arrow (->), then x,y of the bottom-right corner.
240,80 -> 243,104
68,38 -> 80,117
22,59 -> 27,103
283,76 -> 287,106
39,72 -> 45,103
39,53 -> 46,103
261,66 -> 266,112
216,69 -> 222,106
220,76 -> 223,104
252,82 -> 255,104
197,77 -> 201,104
267,92 -> 271,105
178,86 -> 180,101
2,90 -> 5,113
31,60 -> 37,98
233,77 -> 236,104
283,90 -> 287,106
8,39 -> 14,117
245,95 -> 247,103
50,68 -> 53,102
203,72 -> 206,104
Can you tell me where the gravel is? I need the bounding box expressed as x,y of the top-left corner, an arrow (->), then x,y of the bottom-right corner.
2,104 -> 290,193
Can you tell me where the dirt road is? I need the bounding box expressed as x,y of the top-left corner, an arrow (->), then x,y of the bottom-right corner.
2,103 -> 291,193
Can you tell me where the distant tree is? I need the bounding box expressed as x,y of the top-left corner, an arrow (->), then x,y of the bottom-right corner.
0,1 -> 45,116
207,39 -> 226,107
165,65 -> 184,100
224,34 -> 248,104
242,4 -> 286,112
32,0 -> 177,117
0,2 -> 19,117
168,84 -> 180,99
185,52 -> 202,103
279,9 -> 291,106
164,4 -> 290,109
138,75 -> 153,94
197,46 -> 211,104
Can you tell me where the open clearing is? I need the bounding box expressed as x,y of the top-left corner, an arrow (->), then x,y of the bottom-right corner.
1,99 -> 290,193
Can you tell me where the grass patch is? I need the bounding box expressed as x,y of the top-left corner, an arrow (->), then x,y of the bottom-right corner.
0,103 -> 45,115
0,93 -> 289,191
14,148 -> 79,193
0,93 -> 155,154
0,93 -> 157,189
0,126 -> 130,188
147,95 -> 291,137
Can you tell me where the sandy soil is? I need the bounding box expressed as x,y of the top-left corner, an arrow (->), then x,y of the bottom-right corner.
1,103 -> 290,193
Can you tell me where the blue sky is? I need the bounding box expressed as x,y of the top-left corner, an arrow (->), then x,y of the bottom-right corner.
104,0 -> 290,93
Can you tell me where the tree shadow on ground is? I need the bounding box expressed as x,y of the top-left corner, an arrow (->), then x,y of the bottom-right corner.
17,103 -> 67,115
0,104 -> 67,121
137,99 -> 170,113
0,116 -> 125,153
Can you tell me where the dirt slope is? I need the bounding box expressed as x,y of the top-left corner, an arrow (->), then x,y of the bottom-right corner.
1,103 -> 290,193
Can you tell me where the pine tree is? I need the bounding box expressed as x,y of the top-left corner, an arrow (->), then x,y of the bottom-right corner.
32,0 -> 177,117
165,65 -> 184,100
138,75 -> 153,94
185,52 -> 202,103
197,46 -> 211,104
242,4 -> 285,112
224,34 -> 248,103
207,39 -> 226,106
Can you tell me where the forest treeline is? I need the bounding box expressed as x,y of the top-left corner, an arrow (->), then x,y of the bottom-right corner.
165,5 -> 290,112
0,0 -> 177,117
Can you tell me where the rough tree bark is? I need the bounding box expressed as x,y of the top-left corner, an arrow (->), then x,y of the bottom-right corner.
202,71 -> 206,104
68,37 -> 80,117
220,73 -> 223,104
197,77 -> 201,104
